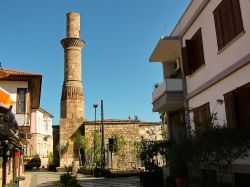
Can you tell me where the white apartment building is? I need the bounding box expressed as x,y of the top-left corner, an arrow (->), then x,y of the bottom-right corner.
150,0 -> 250,185
30,108 -> 53,167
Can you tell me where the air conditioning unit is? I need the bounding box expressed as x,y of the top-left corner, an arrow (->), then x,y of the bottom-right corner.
174,58 -> 181,72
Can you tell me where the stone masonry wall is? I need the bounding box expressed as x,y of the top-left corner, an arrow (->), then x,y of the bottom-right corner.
83,120 -> 162,170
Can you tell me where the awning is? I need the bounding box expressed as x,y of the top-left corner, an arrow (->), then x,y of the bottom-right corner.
149,36 -> 180,63
0,87 -> 14,105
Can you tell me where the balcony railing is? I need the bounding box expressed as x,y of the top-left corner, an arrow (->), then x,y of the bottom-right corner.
153,79 -> 183,102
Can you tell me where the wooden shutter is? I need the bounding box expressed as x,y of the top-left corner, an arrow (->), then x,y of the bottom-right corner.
231,0 -> 244,35
222,0 -> 232,45
236,86 -> 250,131
185,29 -> 205,74
193,103 -> 211,131
195,29 -> 205,67
214,6 -> 224,50
181,47 -> 190,76
186,39 -> 196,74
224,91 -> 237,128
213,0 -> 244,50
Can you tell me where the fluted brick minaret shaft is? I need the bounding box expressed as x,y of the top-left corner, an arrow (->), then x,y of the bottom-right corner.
59,12 -> 85,167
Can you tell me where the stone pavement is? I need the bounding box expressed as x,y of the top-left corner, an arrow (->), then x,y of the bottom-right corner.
19,171 -> 140,187
77,176 -> 140,187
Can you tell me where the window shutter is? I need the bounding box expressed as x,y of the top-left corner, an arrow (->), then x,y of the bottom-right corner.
213,0 -> 244,50
214,7 -> 223,50
186,39 -> 196,74
181,47 -> 190,76
236,86 -> 250,131
231,0 -> 244,35
26,92 -> 31,114
224,91 -> 237,128
203,103 -> 211,128
185,29 -> 205,74
221,1 -> 231,45
196,29 -> 205,67
193,103 -> 211,131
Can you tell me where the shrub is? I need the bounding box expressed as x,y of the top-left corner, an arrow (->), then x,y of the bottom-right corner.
59,167 -> 81,187
24,155 -> 41,170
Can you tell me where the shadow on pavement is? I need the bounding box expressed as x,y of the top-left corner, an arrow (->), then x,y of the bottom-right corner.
77,176 -> 140,187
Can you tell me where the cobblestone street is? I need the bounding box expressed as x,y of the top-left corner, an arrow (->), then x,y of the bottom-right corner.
20,171 -> 140,187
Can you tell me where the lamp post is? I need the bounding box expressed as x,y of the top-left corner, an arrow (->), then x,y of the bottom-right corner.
93,103 -> 98,163
101,100 -> 105,169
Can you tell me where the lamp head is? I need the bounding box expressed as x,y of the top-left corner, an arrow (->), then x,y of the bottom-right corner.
93,103 -> 98,108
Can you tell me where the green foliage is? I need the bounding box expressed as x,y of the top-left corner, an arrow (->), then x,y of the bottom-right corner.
92,130 -> 101,159
48,152 -> 53,165
161,124 -> 168,140
73,134 -> 92,166
168,139 -> 191,177
61,141 -> 70,155
59,166 -> 81,187
139,141 -> 158,170
208,126 -> 250,165
190,126 -> 250,187
74,134 -> 89,150
159,112 -> 167,125
139,140 -> 170,171
154,82 -> 159,89
24,155 -> 41,170
111,133 -> 126,153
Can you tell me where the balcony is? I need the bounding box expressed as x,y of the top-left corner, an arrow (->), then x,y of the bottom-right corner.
152,79 -> 184,112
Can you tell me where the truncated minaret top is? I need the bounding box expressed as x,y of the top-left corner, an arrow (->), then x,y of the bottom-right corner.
66,12 -> 80,38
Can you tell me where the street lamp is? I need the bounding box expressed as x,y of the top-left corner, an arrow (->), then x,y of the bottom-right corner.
93,103 -> 98,163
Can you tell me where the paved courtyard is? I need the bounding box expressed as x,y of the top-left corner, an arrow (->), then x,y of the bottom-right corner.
20,171 -> 141,187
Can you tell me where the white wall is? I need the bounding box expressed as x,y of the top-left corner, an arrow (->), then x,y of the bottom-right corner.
31,109 -> 53,136
189,64 -> 250,127
0,81 -> 28,113
182,0 -> 250,94
29,109 -> 53,167
174,0 -> 250,126
0,80 -> 29,125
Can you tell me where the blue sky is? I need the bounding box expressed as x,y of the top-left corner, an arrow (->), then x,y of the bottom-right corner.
0,0 -> 190,124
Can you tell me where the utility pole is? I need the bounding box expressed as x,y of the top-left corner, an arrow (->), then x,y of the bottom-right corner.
101,100 -> 105,169
93,103 -> 98,163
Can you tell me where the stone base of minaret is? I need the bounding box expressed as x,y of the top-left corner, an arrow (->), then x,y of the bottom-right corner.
59,118 -> 83,168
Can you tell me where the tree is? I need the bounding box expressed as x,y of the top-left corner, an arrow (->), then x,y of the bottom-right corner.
209,127 -> 250,187
159,112 -> 168,140
191,126 -> 250,187
74,134 -> 90,166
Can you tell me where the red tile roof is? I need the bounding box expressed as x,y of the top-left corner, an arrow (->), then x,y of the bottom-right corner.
2,69 -> 41,76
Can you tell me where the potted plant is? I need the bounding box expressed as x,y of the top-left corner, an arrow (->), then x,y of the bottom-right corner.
139,141 -> 165,187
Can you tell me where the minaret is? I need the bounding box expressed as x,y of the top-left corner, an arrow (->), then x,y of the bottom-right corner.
59,12 -> 85,167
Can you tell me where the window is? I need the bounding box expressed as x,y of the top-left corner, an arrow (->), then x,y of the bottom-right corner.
44,120 -> 48,131
182,28 -> 205,75
16,88 -> 27,114
193,103 -> 211,131
213,0 -> 244,50
224,83 -> 250,131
